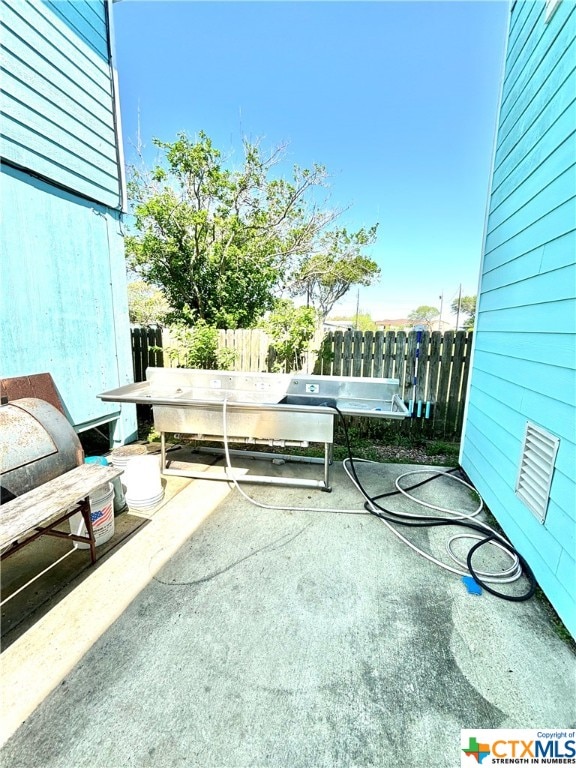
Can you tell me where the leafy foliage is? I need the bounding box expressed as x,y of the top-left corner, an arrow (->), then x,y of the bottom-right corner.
407,305 -> 440,331
126,132 -> 379,328
262,300 -> 318,372
331,312 -> 377,331
127,281 -> 169,325
164,320 -> 236,370
127,133 -> 332,327
290,226 -> 379,319
451,295 -> 476,330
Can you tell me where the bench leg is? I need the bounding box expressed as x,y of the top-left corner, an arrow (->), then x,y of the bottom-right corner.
79,497 -> 97,564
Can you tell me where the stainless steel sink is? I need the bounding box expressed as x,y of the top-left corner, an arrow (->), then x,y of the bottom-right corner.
99,368 -> 409,490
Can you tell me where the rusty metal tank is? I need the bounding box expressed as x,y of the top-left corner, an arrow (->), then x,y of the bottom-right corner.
0,397 -> 83,501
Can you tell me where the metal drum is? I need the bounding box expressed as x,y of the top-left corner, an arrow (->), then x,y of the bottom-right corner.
0,398 -> 83,500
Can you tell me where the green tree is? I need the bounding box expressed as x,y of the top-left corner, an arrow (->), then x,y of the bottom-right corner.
451,295 -> 476,330
331,312 -> 377,331
126,132 -> 379,328
262,300 -> 318,372
127,281 -> 170,325
164,320 -> 236,370
408,305 -> 440,331
290,227 -> 380,319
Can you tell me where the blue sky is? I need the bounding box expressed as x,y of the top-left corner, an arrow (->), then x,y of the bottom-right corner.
113,0 -> 510,321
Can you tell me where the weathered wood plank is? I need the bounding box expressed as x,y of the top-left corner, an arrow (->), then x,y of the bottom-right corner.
414,331 -> 430,408
132,328 -> 143,382
405,331 -> 417,411
342,331 -> 353,376
446,330 -> 467,434
352,331 -> 363,377
435,331 -> 454,432
383,332 -> 395,378
153,326 -> 164,367
362,331 -> 373,378
332,332 -> 343,376
426,331 -> 443,412
373,331 -> 384,378
394,332 -> 407,395
0,464 -> 122,548
456,332 -> 473,435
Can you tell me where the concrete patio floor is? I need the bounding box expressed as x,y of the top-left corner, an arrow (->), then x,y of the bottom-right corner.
1,450 -> 575,767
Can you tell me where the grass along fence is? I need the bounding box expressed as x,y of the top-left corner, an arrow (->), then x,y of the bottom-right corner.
130,326 -> 473,438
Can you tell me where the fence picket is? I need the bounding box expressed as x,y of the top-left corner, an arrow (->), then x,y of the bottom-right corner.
342,331 -> 353,377
395,332 -> 407,389
426,331 -> 442,412
435,331 -> 454,433
456,332 -> 472,436
383,332 -> 395,378
362,331 -> 373,378
414,331 -> 429,409
373,332 -> 384,378
446,331 -> 464,428
352,331 -> 363,377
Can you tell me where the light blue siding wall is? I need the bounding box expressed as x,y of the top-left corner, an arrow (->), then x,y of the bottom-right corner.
0,165 -> 136,440
461,0 -> 576,636
0,0 -> 121,208
0,0 -> 136,444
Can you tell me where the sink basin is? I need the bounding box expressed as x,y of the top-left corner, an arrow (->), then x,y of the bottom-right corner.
278,395 -> 338,408
277,394 -> 407,417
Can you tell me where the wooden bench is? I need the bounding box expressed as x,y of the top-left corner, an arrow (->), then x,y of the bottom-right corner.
0,464 -> 123,565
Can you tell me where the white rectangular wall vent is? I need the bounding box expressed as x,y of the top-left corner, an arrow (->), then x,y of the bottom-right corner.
515,422 -> 560,523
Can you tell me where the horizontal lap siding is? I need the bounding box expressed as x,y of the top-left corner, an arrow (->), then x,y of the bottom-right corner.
0,0 -> 121,208
461,0 -> 576,637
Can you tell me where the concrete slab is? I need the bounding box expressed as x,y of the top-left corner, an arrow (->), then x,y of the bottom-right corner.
1,454 -> 575,767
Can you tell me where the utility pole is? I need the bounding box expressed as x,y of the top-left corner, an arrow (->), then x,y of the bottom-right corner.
438,292 -> 444,331
455,283 -> 462,330
355,288 -> 360,330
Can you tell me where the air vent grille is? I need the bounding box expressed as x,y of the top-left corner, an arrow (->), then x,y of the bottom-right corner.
515,422 -> 559,523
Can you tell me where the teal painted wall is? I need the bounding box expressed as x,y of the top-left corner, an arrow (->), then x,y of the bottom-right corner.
0,0 -> 136,444
461,0 -> 576,636
0,0 -> 121,208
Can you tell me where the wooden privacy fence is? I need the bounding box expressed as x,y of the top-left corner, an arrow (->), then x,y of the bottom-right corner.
314,329 -> 473,437
217,328 -> 274,373
130,326 -> 473,437
130,325 -> 163,383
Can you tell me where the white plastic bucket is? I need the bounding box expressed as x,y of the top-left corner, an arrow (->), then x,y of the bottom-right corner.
69,482 -> 115,548
124,455 -> 163,498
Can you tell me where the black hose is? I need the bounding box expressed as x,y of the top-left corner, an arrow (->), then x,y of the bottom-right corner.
331,405 -> 537,602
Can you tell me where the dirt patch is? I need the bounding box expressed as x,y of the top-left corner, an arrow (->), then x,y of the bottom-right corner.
372,444 -> 458,466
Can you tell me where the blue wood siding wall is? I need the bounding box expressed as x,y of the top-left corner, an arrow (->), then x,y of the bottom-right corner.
0,1 -> 136,443
0,0 -> 121,208
461,0 -> 576,636
0,164 -> 136,442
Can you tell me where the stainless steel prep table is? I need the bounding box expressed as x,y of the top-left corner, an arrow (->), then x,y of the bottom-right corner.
99,368 -> 409,491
